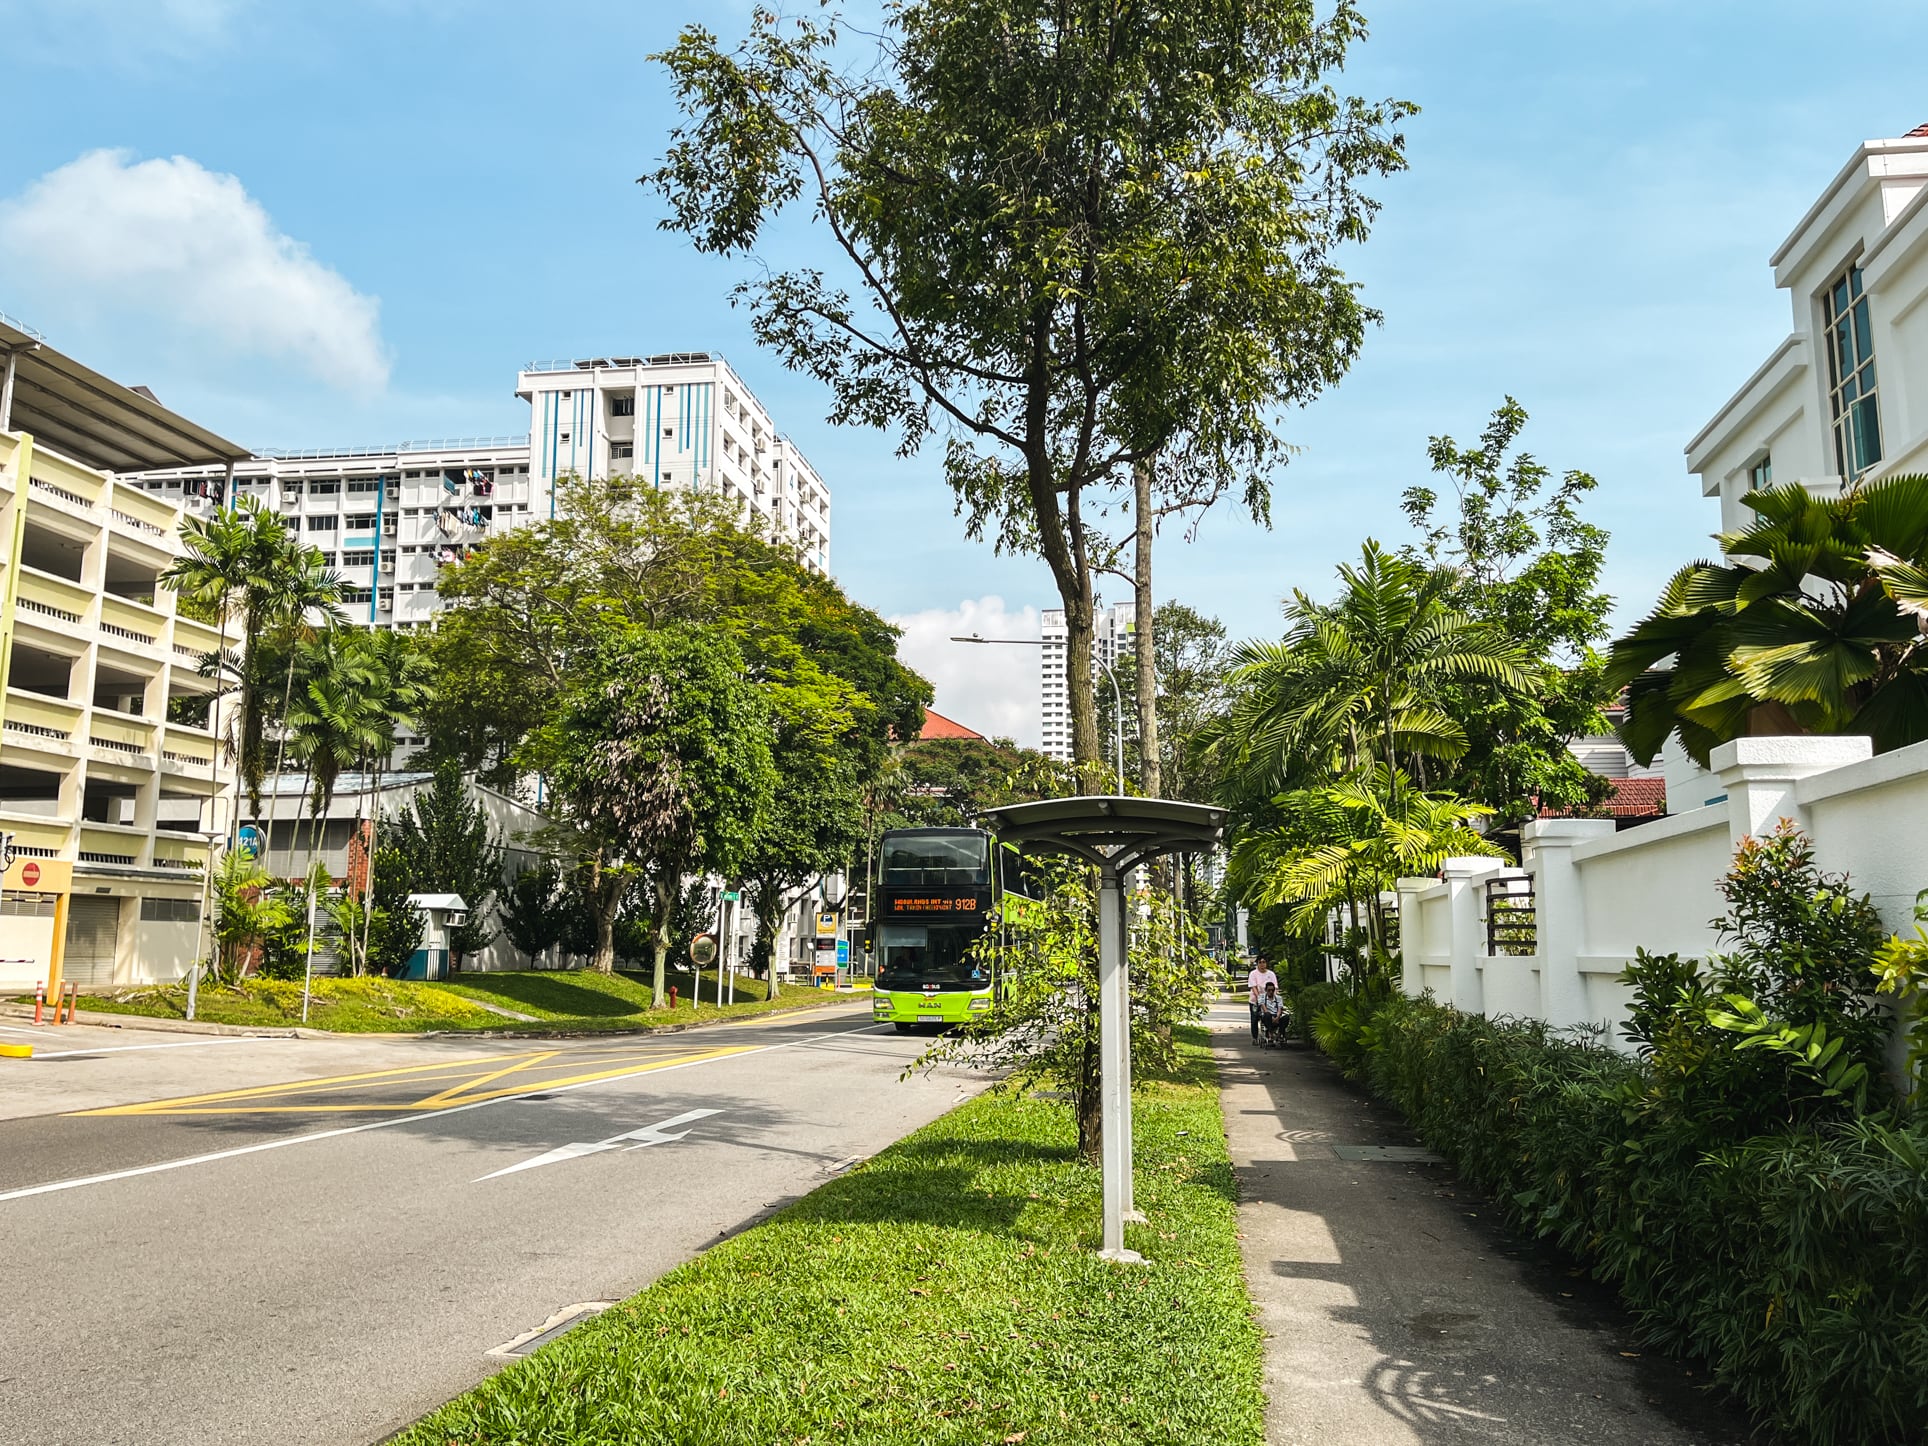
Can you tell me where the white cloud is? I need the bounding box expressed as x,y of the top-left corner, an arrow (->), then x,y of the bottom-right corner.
0,150 -> 390,393
891,596 -> 1043,748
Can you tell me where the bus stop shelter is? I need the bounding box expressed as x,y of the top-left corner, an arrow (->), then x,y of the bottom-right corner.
982,796 -> 1225,1262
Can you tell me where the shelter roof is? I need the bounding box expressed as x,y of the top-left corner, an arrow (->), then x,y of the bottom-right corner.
1,315 -> 251,473
984,795 -> 1225,873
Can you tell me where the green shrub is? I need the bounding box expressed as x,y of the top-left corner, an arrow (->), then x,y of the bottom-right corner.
1290,980 -> 1346,1042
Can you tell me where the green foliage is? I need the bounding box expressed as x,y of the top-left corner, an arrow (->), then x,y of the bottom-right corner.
394,1033 -> 1262,1446
532,626 -> 776,992
327,845 -> 423,978
210,848 -> 298,983
1355,994 -> 1928,1445
917,857 -> 1215,1160
499,862 -> 571,967
389,762 -> 505,967
1607,473 -> 1928,764
1871,890 -> 1928,1094
650,0 -> 1412,768
1400,399 -> 1616,826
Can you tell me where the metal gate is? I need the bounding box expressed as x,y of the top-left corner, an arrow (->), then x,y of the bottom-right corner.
62,895 -> 123,986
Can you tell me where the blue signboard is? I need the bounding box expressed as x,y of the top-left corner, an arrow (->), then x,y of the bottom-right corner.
238,824 -> 266,859
836,938 -> 850,965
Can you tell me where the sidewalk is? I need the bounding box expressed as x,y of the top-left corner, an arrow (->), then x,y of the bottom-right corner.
1211,1006 -> 1748,1445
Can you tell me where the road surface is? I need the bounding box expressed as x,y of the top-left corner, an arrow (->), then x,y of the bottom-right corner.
0,1004 -> 987,1445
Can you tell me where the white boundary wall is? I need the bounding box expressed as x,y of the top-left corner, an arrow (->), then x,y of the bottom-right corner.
1398,735 -> 1926,1049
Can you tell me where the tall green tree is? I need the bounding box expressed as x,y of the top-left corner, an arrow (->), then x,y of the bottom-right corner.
651,0 -> 1412,775
531,627 -> 777,997
391,762 -> 505,970
1401,399 -> 1615,826
500,862 -> 572,968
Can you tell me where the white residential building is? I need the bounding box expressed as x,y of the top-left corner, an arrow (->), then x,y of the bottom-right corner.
1672,121 -> 1928,807
1038,601 -> 1134,762
128,352 -> 832,633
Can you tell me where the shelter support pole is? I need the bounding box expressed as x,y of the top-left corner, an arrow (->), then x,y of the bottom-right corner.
1097,865 -> 1142,1263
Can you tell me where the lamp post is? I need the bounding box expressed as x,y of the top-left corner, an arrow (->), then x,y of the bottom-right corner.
948,634 -> 1124,792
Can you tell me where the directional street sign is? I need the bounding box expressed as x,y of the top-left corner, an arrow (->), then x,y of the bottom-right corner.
237,824 -> 266,859
722,890 -> 739,903
475,1109 -> 725,1182
836,939 -> 849,965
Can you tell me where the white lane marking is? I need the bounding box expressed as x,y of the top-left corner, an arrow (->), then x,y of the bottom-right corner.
30,1036 -> 267,1060
0,1021 -> 890,1206
475,1108 -> 723,1181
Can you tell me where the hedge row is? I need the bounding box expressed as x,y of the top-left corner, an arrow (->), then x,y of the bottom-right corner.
1354,996 -> 1928,1445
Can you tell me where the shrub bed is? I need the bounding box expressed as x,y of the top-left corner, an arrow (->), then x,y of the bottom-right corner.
1356,997 -> 1928,1444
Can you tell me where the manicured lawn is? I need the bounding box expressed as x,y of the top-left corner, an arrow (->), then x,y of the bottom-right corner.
47,969 -> 856,1034
394,1029 -> 1263,1446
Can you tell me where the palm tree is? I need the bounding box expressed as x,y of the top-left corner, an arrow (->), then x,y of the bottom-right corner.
286,633 -> 387,860
258,547 -> 348,871
348,629 -> 436,972
1607,475 -> 1928,764
1206,542 -> 1535,804
1230,764 -> 1503,961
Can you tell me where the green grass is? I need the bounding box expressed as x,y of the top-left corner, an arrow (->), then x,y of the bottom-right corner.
48,969 -> 857,1034
395,1029 -> 1263,1446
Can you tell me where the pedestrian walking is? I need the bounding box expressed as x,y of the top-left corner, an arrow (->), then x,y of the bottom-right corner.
1246,955 -> 1279,1043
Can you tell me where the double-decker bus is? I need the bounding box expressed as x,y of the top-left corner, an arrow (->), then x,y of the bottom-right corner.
869,827 -> 1010,1031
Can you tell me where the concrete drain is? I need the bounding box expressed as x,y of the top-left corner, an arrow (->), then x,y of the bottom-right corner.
487,1302 -> 614,1359
1329,1144 -> 1443,1163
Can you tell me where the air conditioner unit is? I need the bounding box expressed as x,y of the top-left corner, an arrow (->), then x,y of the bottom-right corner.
379,559 -> 395,574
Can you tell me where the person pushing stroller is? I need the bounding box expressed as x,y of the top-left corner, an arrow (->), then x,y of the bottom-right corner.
1255,981 -> 1289,1048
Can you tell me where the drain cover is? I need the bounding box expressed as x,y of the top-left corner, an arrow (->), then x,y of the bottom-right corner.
1329,1145 -> 1443,1163
487,1302 -> 613,1359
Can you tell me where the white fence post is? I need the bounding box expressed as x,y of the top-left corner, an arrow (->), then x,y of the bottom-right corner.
1395,877 -> 1433,997
1521,818 -> 1617,1032
1711,736 -> 1871,848
1441,857 -> 1506,1014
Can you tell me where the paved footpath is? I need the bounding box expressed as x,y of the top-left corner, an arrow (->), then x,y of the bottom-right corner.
0,1004 -> 989,1446
1211,1005 -> 1749,1446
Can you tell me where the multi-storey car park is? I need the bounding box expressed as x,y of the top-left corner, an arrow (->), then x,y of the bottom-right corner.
129,353 -> 834,635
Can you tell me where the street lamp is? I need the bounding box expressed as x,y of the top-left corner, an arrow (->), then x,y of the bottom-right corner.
949,634 -> 1125,793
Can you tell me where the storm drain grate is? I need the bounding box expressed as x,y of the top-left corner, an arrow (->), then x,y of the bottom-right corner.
487,1302 -> 614,1359
1329,1144 -> 1443,1163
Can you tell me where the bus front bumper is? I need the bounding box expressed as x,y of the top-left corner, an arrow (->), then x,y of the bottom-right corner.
872,988 -> 994,1025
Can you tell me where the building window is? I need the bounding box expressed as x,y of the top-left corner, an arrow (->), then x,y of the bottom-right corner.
306,515 -> 337,531
309,480 -> 340,496
140,897 -> 200,923
342,550 -> 376,567
345,513 -> 376,531
610,396 -> 635,417
1748,454 -> 1772,491
1823,264 -> 1882,480
612,442 -> 634,459
2,892 -> 58,918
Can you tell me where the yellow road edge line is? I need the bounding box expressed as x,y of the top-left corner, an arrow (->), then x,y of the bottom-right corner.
70,1052 -> 525,1115
75,1046 -> 759,1116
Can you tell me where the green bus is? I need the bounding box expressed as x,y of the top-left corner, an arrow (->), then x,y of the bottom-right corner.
869,827 -> 1026,1031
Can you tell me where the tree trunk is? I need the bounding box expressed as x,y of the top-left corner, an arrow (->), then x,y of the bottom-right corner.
1133,458 -> 1160,799
1076,986 -> 1103,1163
590,857 -> 620,976
649,871 -> 673,1003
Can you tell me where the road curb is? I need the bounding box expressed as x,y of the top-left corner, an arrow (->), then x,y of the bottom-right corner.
0,1003 -> 297,1038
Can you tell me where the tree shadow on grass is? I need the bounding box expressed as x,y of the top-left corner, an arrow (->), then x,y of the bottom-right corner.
450,975 -> 648,1018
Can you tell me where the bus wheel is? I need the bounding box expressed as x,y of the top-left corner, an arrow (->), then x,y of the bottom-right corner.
893,1022 -> 915,1035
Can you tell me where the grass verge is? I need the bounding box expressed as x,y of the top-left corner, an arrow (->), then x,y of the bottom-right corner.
394,1027 -> 1262,1446
42,969 -> 857,1034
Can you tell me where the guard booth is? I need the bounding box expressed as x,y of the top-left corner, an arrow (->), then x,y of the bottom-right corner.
403,893 -> 467,980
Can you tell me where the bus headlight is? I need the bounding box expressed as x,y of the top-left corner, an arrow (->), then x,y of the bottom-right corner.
968,996 -> 992,1011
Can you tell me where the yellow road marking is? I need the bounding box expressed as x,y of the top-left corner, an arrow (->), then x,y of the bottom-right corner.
412,1049 -> 562,1109
75,1045 -> 758,1117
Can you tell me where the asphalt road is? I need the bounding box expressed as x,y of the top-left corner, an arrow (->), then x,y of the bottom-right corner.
0,1004 -> 988,1446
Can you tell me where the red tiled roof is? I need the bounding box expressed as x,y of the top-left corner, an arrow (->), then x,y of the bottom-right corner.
1538,775 -> 1666,821
917,709 -> 986,742
1908,122 -> 1928,138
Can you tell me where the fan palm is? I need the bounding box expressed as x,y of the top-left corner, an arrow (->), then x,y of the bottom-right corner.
1607,475 -> 1928,764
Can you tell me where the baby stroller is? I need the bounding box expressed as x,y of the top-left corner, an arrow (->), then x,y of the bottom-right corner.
1256,998 -> 1291,1049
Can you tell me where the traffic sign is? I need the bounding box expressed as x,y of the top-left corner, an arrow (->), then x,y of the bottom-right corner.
816,912 -> 838,938
836,939 -> 849,965
21,861 -> 40,888
238,824 -> 266,859
721,890 -> 739,903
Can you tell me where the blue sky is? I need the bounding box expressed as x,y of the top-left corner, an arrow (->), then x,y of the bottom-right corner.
3,0 -> 1926,743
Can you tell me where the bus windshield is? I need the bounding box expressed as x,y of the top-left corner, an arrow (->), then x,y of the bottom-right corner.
876,924 -> 985,986
881,833 -> 989,888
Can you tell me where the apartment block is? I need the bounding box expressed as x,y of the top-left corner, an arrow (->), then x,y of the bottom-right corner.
1038,601 -> 1134,762
0,315 -> 244,991
130,352 -> 833,634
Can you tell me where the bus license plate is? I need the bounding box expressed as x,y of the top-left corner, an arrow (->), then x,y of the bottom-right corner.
918,1014 -> 944,1024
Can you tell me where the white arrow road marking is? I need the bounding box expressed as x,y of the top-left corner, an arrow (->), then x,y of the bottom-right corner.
475,1108 -> 724,1182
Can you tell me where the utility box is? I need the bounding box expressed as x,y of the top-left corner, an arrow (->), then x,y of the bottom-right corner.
405,893 -> 469,980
